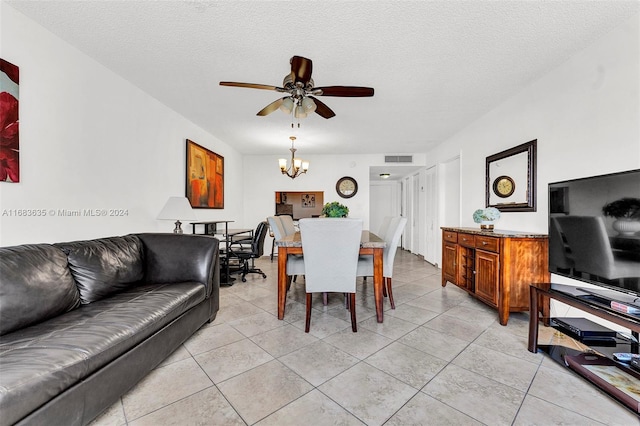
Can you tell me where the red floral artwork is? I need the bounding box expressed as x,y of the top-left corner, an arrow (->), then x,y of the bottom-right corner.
0,58 -> 19,183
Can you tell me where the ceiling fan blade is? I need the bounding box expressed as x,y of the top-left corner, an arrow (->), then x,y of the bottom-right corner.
220,81 -> 279,91
257,97 -> 286,116
314,86 -> 374,97
290,56 -> 313,84
309,96 -> 336,119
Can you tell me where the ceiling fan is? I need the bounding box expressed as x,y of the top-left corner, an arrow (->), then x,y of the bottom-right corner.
220,56 -> 374,119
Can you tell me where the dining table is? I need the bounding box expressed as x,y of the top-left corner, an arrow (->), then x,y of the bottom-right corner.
276,230 -> 387,323
190,220 -> 253,285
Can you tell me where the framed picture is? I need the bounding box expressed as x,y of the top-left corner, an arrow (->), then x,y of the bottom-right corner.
186,139 -> 224,209
301,193 -> 315,208
0,59 -> 19,183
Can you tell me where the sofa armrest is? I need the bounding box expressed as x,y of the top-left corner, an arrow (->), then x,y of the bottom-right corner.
135,233 -> 220,299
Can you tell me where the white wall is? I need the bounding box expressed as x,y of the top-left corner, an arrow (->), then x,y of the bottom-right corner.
243,153 -> 372,254
426,14 -> 639,325
0,4 -> 244,245
428,13 -> 639,234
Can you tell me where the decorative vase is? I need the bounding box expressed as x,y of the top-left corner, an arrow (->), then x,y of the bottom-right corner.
480,221 -> 494,231
612,218 -> 640,236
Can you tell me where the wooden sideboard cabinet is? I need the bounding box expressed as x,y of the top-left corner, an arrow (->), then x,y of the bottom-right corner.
441,227 -> 549,325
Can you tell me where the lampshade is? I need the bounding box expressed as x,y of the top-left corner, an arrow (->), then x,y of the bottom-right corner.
294,105 -> 307,118
278,158 -> 287,170
301,97 -> 317,113
157,196 -> 196,234
279,97 -> 294,114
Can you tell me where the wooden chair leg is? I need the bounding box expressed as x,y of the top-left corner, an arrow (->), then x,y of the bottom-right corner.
350,293 -> 357,332
382,279 -> 388,297
286,276 -> 292,292
386,277 -> 395,309
305,293 -> 312,333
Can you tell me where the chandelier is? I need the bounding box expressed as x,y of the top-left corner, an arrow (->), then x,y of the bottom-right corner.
278,136 -> 309,179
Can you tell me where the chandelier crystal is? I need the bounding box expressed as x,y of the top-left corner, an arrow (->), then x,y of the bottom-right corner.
278,136 -> 309,179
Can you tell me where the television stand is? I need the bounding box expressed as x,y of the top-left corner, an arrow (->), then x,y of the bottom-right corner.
528,282 -> 640,413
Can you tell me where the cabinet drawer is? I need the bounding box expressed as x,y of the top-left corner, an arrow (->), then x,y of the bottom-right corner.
475,235 -> 499,252
443,231 -> 458,243
458,233 -> 475,247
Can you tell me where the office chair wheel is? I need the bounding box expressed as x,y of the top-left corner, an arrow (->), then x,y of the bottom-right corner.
261,273 -> 267,278
242,276 -> 247,282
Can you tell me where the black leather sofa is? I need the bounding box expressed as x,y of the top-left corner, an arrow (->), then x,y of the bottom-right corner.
0,233 -> 220,426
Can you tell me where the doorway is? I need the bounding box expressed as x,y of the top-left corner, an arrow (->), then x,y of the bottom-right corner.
275,191 -> 324,219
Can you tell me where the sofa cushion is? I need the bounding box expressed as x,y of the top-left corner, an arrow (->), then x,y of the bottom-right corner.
55,235 -> 144,304
0,244 -> 81,336
0,281 -> 206,426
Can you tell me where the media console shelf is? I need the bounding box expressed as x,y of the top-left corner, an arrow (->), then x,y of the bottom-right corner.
528,282 -> 640,413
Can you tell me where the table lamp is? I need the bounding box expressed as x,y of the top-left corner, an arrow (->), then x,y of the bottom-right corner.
157,196 -> 197,234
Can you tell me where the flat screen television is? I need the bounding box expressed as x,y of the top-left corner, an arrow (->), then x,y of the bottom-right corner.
548,169 -> 640,300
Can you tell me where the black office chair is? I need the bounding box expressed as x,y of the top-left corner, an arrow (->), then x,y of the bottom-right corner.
229,221 -> 268,282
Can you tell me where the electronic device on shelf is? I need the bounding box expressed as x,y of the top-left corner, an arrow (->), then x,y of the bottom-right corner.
548,169 -> 640,301
552,317 -> 617,339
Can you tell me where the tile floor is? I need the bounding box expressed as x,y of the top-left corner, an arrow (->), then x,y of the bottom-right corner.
92,251 -> 638,425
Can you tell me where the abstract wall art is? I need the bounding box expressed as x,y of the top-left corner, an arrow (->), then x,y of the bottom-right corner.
185,139 -> 224,209
0,59 -> 19,183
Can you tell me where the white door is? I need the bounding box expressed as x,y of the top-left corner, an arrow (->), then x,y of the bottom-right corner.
370,183 -> 396,235
412,173 -> 420,254
402,176 -> 411,251
425,166 -> 437,265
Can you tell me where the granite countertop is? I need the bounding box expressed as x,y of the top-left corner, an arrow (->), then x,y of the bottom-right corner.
441,227 -> 548,238
275,230 -> 385,248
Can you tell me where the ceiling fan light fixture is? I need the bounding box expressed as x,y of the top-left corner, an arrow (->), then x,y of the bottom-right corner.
294,105 -> 307,118
220,56 -> 373,120
301,97 -> 317,113
279,97 -> 294,114
380,173 -> 391,179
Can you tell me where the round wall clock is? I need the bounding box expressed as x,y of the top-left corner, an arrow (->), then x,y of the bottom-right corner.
493,175 -> 516,198
336,176 -> 358,198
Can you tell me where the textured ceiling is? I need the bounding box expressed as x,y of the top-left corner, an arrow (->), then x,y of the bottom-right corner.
7,1 -> 639,158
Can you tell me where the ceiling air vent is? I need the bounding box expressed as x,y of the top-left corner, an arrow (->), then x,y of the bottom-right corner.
384,155 -> 413,163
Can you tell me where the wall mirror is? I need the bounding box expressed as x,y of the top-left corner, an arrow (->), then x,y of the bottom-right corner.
486,139 -> 537,212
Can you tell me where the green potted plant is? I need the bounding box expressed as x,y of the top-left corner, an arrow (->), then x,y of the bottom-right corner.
321,201 -> 349,218
602,197 -> 640,235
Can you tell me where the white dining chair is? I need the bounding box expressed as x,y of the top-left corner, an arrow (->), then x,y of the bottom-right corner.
357,216 -> 407,309
279,215 -> 297,236
378,216 -> 393,240
299,218 -> 363,332
268,216 -> 305,286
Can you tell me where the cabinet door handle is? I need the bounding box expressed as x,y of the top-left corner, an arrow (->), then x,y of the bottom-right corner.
482,241 -> 487,245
